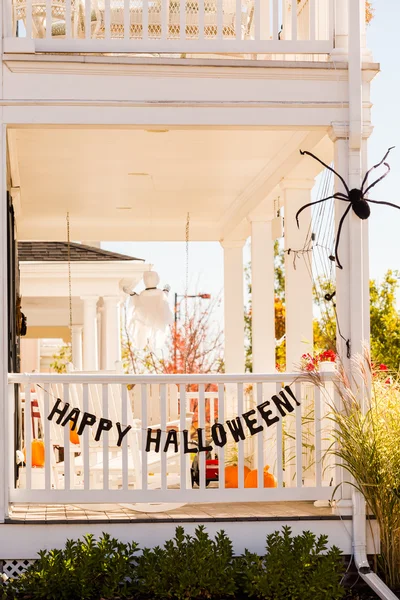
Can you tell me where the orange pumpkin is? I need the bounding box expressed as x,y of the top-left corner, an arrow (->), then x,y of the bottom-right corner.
245,465 -> 277,488
69,422 -> 80,445
23,439 -> 45,468
224,465 -> 251,488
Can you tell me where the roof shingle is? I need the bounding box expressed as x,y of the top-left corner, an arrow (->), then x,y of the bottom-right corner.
18,242 -> 144,263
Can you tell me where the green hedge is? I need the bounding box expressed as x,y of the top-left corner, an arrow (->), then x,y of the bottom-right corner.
0,525 -> 345,600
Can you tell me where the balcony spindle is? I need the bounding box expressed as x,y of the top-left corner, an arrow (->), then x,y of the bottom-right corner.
179,384 -> 187,490
256,382 -> 263,489
85,0 -> 91,39
217,383 -> 225,489
160,384 -> 167,491
276,382 -> 283,488
314,385 -> 322,487
198,0 -> 204,39
104,0 -> 111,39
161,0 -> 167,40
198,383 -> 206,490
45,0 -> 52,38
217,0 -> 223,40
43,384 -> 51,491
253,0 -> 260,41
235,0 -> 241,40
142,0 -> 148,39
65,0 -> 71,38
83,383 -> 90,490
329,0 -> 334,44
310,0 -> 316,40
291,0 -> 297,41
141,384 -> 148,490
123,0 -> 130,39
102,384 -> 109,490
63,383 -> 71,491
121,383 -> 129,490
295,381 -> 302,487
237,383 -> 244,489
24,385 -> 32,491
272,0 -> 279,40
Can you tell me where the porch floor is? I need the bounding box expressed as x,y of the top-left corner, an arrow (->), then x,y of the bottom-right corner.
7,501 -> 349,524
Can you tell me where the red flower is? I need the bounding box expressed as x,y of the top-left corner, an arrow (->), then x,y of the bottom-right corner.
379,364 -> 388,371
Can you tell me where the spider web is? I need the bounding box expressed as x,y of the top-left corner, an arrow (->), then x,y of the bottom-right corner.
291,166 -> 338,350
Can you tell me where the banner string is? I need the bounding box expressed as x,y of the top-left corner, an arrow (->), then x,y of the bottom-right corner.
34,382 -> 299,436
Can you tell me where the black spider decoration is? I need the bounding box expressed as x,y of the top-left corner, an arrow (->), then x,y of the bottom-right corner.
295,147 -> 399,269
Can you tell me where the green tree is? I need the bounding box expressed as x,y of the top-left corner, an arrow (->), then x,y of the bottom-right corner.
50,343 -> 72,373
313,270 -> 400,371
370,270 -> 400,371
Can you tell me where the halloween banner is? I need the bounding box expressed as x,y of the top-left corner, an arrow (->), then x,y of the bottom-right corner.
47,385 -> 300,452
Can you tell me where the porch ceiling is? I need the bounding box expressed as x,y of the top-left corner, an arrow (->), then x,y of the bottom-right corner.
9,127 -> 327,241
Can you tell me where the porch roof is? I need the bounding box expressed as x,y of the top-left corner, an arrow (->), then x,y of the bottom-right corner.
18,241 -> 144,262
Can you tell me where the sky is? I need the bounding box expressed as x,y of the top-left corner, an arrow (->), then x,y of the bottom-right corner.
103,2 -> 400,314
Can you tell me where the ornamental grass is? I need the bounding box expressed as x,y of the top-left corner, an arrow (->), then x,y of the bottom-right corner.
317,355 -> 400,591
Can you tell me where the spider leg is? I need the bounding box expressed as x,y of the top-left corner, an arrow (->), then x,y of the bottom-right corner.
363,162 -> 391,195
334,203 -> 352,270
295,193 -> 349,228
367,199 -> 400,210
300,150 -> 350,195
361,146 -> 395,193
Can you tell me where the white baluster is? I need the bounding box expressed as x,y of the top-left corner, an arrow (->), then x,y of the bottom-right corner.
160,384 -> 167,491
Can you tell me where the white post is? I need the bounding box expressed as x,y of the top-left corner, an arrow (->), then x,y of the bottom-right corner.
250,221 -> 275,373
329,125 -> 371,374
71,325 -> 83,371
0,123 -> 7,523
250,219 -> 277,474
102,296 -> 122,371
331,0 -> 348,60
221,241 -> 245,422
282,180 -> 315,370
221,241 -> 245,375
81,296 -> 99,370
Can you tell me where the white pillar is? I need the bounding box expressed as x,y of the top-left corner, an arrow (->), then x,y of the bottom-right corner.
250,221 -> 275,373
81,296 -> 99,370
282,180 -> 315,371
102,296 -> 122,371
71,325 -> 83,371
250,219 -> 277,475
330,127 -> 370,373
221,241 -> 245,374
0,123 -> 7,523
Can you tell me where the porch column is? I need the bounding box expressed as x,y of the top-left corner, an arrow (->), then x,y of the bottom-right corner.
221,241 -> 245,374
0,123 -> 7,523
81,296 -> 99,370
282,180 -> 315,371
250,220 -> 275,373
71,325 -> 83,371
330,126 -> 370,374
102,296 -> 122,371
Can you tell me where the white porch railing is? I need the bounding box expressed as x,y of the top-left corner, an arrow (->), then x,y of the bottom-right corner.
7,371 -> 338,506
4,0 -> 334,55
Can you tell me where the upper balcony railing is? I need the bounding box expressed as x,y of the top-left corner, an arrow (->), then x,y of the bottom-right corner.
3,0 -> 335,56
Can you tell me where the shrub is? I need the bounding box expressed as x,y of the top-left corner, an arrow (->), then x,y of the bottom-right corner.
136,525 -> 238,599
2,533 -> 138,600
238,526 -> 344,600
0,526 -> 345,600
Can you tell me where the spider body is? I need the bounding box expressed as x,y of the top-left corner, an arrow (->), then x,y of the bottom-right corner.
296,147 -> 398,269
349,189 -> 370,220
